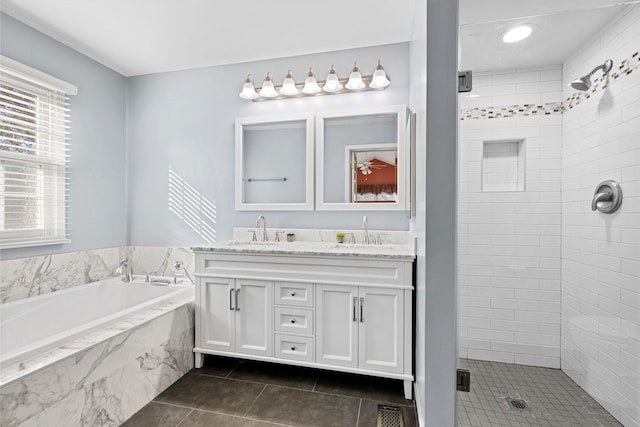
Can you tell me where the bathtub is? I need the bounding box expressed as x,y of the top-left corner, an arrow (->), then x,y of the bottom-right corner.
0,277 -> 192,369
0,276 -> 195,427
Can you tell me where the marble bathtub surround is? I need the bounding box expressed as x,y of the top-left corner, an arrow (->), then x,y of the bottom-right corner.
0,293 -> 194,427
0,246 -> 127,304
0,246 -> 195,304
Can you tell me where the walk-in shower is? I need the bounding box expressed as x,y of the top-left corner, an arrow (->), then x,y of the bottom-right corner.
570,58 -> 613,91
457,2 -> 640,426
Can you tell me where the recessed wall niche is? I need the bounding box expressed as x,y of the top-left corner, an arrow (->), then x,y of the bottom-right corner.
481,139 -> 525,192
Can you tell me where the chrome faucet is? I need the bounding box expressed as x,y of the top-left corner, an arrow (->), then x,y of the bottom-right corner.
256,215 -> 268,242
116,259 -> 133,282
174,260 -> 195,284
362,215 -> 370,245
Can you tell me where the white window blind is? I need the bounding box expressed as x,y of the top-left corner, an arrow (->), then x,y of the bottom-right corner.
0,56 -> 77,249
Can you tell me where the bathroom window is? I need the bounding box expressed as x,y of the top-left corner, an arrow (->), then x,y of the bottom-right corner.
0,57 -> 77,248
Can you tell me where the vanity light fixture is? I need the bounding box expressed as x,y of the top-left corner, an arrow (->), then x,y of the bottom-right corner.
502,25 -> 533,43
323,65 -> 343,93
345,62 -> 366,90
302,67 -> 321,94
239,74 -> 259,100
239,61 -> 391,101
369,60 -> 391,89
279,69 -> 299,96
259,72 -> 278,98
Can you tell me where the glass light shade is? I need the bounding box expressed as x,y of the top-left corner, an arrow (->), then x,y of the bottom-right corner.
369,60 -> 390,89
259,73 -> 278,98
502,25 -> 532,43
239,75 -> 259,100
323,65 -> 343,93
302,68 -> 321,94
279,69 -> 299,96
345,63 -> 365,90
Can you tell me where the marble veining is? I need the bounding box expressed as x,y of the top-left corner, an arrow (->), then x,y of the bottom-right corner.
0,246 -> 195,304
0,296 -> 193,427
193,228 -> 416,259
0,247 -> 127,304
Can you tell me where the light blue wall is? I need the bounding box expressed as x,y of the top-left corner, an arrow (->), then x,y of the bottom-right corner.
0,13 -> 128,261
410,0 -> 458,425
127,43 -> 411,247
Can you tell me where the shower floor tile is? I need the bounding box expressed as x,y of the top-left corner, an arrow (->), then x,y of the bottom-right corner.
122,355 -> 418,427
456,358 -> 623,427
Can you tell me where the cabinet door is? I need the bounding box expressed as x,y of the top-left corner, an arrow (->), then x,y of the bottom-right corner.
200,278 -> 235,352
316,284 -> 358,368
235,279 -> 273,356
358,287 -> 404,374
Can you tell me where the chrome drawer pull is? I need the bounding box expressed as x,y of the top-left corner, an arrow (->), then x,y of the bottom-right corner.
291,346 -> 297,351
290,318 -> 296,324
291,291 -> 297,296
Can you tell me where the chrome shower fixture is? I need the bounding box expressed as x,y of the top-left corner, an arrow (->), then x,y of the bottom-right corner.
173,260 -> 195,284
570,59 -> 613,91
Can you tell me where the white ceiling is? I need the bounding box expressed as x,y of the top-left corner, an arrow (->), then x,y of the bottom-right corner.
0,0 -> 417,76
459,4 -> 626,72
2,0 -> 638,76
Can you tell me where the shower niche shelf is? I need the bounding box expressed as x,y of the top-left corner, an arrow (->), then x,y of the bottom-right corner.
481,139 -> 525,192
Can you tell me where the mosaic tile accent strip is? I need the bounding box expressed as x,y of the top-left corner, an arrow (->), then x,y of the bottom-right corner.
460,102 -> 564,120
460,50 -> 639,120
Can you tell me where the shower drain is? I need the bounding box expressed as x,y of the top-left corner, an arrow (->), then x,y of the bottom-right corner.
505,397 -> 530,412
377,405 -> 404,427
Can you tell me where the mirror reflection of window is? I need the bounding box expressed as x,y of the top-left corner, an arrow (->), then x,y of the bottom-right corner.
348,146 -> 398,203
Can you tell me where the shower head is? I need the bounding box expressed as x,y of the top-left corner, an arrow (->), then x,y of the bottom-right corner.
570,59 -> 613,91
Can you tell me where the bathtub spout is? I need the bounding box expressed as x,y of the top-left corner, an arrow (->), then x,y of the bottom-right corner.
116,259 -> 133,282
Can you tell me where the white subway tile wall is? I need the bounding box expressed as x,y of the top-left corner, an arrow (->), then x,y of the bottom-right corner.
561,4 -> 640,427
458,66 -> 564,369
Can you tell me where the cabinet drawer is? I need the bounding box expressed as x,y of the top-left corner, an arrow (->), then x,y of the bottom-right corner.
275,334 -> 314,362
275,282 -> 313,307
274,307 -> 313,335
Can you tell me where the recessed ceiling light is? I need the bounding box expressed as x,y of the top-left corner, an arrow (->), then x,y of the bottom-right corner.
502,25 -> 533,43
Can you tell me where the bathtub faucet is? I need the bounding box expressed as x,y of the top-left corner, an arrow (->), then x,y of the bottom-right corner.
116,259 -> 133,282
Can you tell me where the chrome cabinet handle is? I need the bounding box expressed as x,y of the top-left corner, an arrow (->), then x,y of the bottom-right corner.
229,288 -> 234,311
235,288 -> 240,311
291,291 -> 297,297
291,346 -> 296,351
360,297 -> 364,323
352,297 -> 357,322
290,318 -> 296,324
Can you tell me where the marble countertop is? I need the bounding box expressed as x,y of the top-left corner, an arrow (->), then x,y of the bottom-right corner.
192,240 -> 416,259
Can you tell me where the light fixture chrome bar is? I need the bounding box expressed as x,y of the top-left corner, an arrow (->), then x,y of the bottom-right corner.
249,74 -> 390,102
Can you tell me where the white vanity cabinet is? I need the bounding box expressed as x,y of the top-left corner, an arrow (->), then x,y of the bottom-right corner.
193,248 -> 414,398
198,277 -> 272,359
316,285 -> 405,374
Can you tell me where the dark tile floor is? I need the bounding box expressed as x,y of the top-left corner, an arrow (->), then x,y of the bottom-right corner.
123,355 -> 417,427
